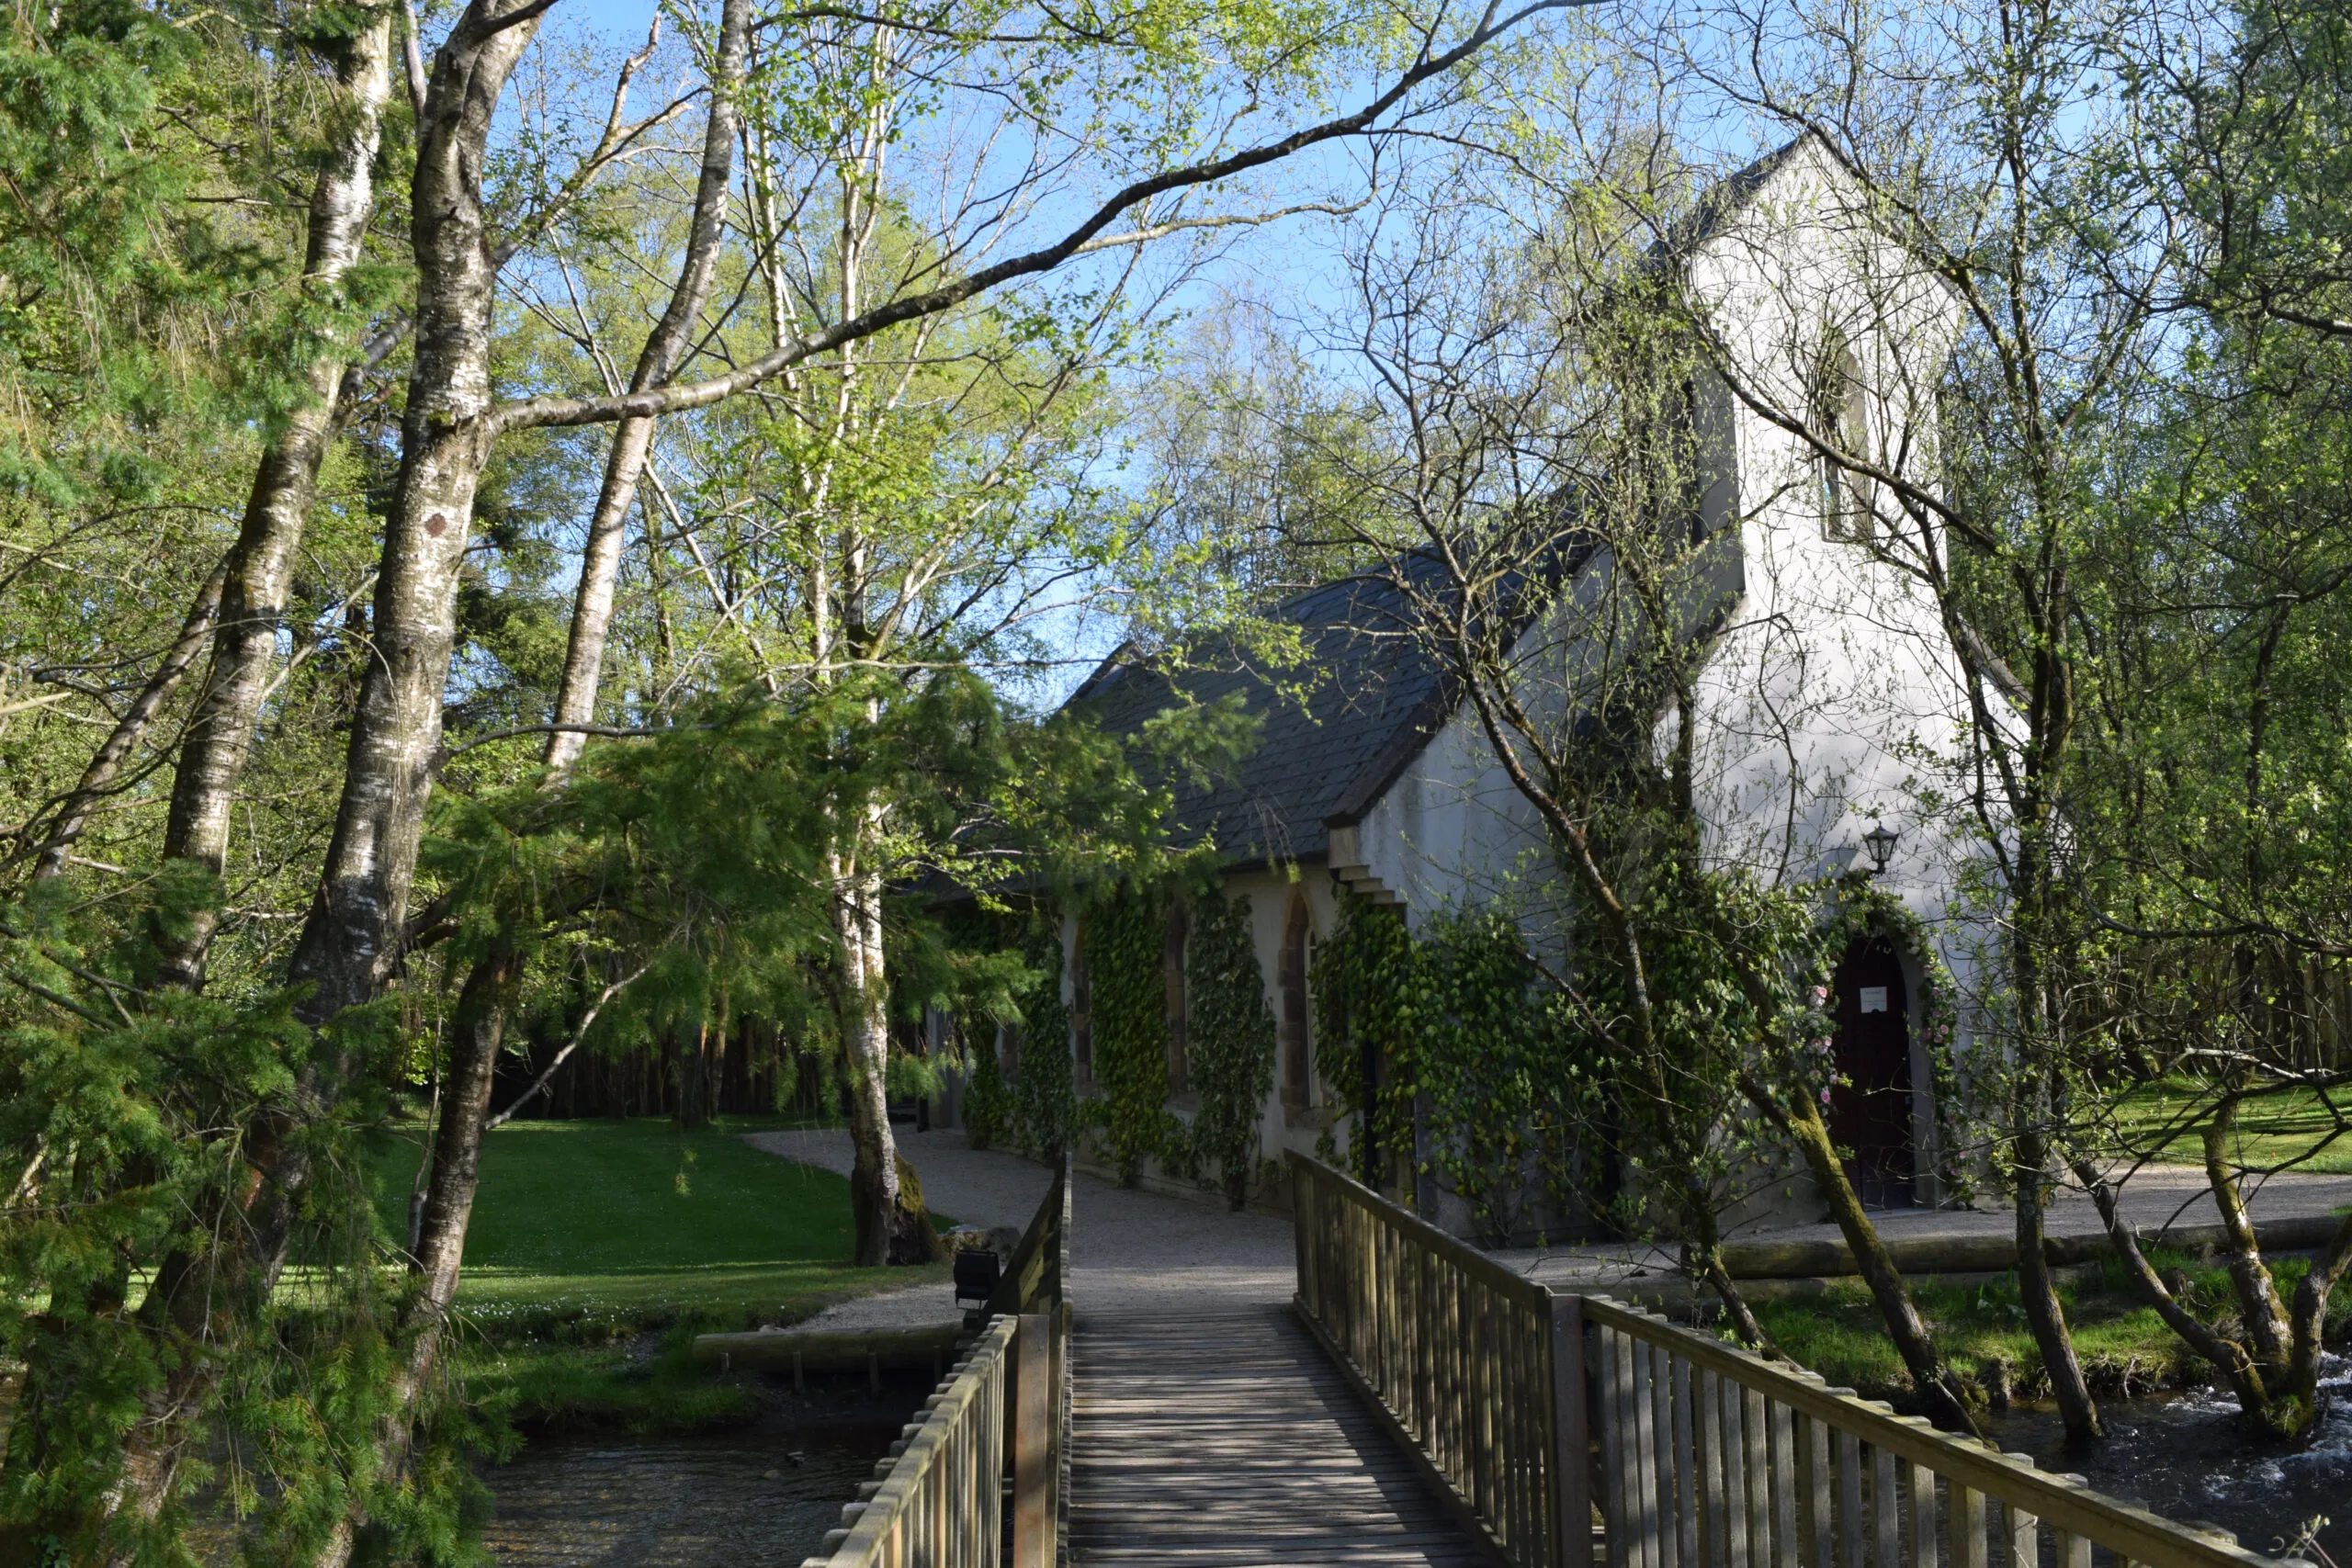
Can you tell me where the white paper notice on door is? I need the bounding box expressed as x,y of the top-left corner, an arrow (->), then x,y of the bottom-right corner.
1858,986 -> 1890,1014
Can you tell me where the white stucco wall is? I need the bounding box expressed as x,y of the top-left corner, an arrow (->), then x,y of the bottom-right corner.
1334,141 -> 2005,1217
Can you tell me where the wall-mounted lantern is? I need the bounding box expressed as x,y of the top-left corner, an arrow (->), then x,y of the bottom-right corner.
1861,822 -> 1900,876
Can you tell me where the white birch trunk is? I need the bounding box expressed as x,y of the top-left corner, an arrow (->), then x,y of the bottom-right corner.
155,16 -> 394,987
282,0 -> 549,1023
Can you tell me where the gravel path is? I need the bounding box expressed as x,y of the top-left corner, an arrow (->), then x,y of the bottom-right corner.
746,1127 -> 2352,1317
742,1128 -> 1296,1328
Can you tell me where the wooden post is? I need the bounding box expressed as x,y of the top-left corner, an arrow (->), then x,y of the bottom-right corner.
1552,1295 -> 1589,1568
1012,1312 -> 1052,1568
1872,1444 -> 1899,1568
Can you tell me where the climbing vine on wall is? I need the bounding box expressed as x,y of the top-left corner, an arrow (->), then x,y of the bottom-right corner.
1082,883 -> 1173,1185
1312,886 -> 1602,1244
960,1014 -> 1014,1150
1310,886 -> 1412,1184
1409,908 -> 1598,1243
1182,892 -> 1277,1210
1563,855 -> 1823,1248
1006,922 -> 1078,1159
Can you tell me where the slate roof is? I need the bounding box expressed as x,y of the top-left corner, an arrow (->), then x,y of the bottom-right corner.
1069,530 -> 1602,872
1068,557 -> 1464,870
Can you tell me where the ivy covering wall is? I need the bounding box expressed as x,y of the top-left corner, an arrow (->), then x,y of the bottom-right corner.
1082,883 -> 1172,1184
1313,885 -> 1600,1243
1181,892 -> 1277,1209
1306,871 -> 1982,1247
960,1021 -> 1014,1150
962,919 -> 1077,1158
1008,924 -> 1079,1158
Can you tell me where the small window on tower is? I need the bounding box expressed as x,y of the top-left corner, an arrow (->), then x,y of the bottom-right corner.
1811,333 -> 1873,543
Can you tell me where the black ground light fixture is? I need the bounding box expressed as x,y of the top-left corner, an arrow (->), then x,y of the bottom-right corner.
1861,822 -> 1899,875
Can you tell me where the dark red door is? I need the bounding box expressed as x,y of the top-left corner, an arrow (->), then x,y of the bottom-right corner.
1828,939 -> 1917,1209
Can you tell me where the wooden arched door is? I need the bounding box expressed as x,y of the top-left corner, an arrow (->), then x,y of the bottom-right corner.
1828,937 -> 1917,1209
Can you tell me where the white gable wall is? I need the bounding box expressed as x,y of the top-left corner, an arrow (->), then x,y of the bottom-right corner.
1336,141 -> 1999,1218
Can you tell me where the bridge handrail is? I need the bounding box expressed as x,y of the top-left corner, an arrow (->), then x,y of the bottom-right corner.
1290,1149 -> 1581,1568
984,1155 -> 1071,1319
1290,1151 -> 2303,1568
806,1155 -> 1073,1568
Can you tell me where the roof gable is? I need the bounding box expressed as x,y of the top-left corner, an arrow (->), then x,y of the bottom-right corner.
1070,560 -> 1461,869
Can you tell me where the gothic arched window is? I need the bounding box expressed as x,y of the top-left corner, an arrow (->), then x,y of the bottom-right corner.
1278,894 -> 1314,1117
1811,333 -> 1872,543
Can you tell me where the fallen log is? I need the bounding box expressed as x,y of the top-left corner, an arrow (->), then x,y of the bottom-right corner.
1718,1210 -> 2346,1279
691,1323 -> 964,1378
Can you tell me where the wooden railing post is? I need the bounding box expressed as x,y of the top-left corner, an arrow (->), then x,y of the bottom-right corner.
1551,1294 -> 1589,1568
1012,1312 -> 1052,1568
1293,1157 -> 1315,1318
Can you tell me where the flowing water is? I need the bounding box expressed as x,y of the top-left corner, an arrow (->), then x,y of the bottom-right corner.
467,1364 -> 2352,1567
1982,1355 -> 2352,1562
480,1423 -> 897,1568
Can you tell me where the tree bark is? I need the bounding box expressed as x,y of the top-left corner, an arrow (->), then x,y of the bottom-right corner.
2201,1098 -> 2291,1373
27,555 -> 228,879
2283,1208 -> 2352,1438
14,22 -> 393,1551
154,16 -> 394,988
282,0 -> 550,1026
1748,1076 -> 1984,1436
2070,1155 -> 2298,1435
542,0 -> 747,777
836,858 -> 905,1267
309,948 -> 517,1568
2011,1127 -> 2099,1440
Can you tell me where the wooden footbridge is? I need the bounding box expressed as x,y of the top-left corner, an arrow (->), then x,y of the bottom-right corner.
801,1156 -> 2301,1568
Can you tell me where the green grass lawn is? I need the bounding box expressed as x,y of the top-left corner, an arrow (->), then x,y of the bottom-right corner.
1750,1249 -> 2352,1406
368,1115 -> 946,1337
365,1114 -> 952,1432
2108,1076 -> 2352,1175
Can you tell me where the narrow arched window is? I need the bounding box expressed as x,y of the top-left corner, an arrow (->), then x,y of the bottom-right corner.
1811,333 -> 1872,542
1279,894 -> 1314,1114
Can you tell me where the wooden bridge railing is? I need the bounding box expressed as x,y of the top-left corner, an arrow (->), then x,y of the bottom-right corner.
805,1155 -> 1072,1568
1291,1150 -> 1586,1568
1290,1152 -> 2306,1568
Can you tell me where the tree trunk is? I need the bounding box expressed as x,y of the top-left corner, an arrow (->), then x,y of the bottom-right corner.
1755,1077 -> 1983,1435
543,0 -> 746,777
2201,1098 -> 2292,1374
675,1022 -> 711,1130
2011,1122 -> 2101,1440
309,948 -> 517,1568
28,555 -> 228,879
10,22 -> 393,1551
281,0 -> 549,1027
289,13 -> 755,1552
835,861 -> 912,1266
2071,1156 -> 2297,1436
153,16 -> 394,987
2282,1209 -> 2352,1439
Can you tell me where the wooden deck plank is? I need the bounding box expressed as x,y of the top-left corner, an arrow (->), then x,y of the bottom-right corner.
1069,1301 -> 1487,1568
